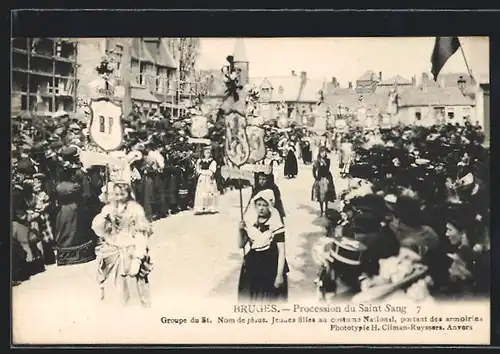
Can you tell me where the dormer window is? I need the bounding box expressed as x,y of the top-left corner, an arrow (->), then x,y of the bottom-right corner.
457,76 -> 467,94
260,79 -> 273,102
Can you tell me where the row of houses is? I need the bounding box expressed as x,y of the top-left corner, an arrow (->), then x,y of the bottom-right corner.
198,40 -> 488,141
12,37 -> 198,119
198,39 -> 487,128
11,38 -> 489,142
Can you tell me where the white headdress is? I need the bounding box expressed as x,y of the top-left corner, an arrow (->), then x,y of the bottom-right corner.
243,189 -> 285,251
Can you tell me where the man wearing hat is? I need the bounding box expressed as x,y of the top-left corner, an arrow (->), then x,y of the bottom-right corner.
387,195 -> 440,263
59,145 -> 81,170
436,205 -> 490,298
312,229 -> 368,301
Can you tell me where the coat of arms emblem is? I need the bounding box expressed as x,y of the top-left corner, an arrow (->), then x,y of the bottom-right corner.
88,98 -> 124,152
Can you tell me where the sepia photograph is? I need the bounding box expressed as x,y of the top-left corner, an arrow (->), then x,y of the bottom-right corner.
11,34 -> 490,345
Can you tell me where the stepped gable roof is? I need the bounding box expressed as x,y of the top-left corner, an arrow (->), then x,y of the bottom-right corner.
357,70 -> 377,82
250,76 -> 302,102
249,76 -> 325,102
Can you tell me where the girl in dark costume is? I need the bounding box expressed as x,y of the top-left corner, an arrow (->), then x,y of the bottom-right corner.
283,143 -> 298,178
248,170 -> 286,222
53,147 -> 96,266
238,190 -> 289,302
301,140 -> 313,164
312,146 -> 337,216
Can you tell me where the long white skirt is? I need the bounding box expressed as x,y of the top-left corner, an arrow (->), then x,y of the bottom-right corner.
193,175 -> 219,214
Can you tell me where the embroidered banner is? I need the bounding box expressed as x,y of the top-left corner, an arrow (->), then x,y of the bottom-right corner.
88,98 -> 124,152
246,125 -> 266,164
224,111 -> 251,167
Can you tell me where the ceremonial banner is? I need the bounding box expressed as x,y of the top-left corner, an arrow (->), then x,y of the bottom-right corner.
190,115 -> 209,138
88,98 -> 124,152
220,164 -> 254,182
79,150 -> 126,170
246,125 -> 266,164
313,116 -> 327,134
188,137 -> 211,145
224,111 -> 251,167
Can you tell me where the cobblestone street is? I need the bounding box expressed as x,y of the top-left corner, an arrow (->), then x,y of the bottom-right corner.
12,158 -> 348,343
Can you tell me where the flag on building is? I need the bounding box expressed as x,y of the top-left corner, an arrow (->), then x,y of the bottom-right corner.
431,37 -> 461,81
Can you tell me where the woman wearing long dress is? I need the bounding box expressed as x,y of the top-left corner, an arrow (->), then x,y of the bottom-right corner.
283,143 -> 298,179
301,139 -> 313,164
193,147 -> 219,214
54,160 -> 96,266
238,189 -> 289,302
12,184 -> 45,280
92,182 -> 153,307
312,146 -> 337,216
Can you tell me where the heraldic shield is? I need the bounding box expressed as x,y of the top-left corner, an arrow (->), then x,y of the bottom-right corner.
246,125 -> 266,164
88,99 -> 124,152
190,115 -> 209,138
224,111 -> 251,167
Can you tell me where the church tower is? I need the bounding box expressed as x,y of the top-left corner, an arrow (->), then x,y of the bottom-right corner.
233,38 -> 249,87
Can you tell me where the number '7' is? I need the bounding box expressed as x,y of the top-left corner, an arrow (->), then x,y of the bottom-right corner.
99,116 -> 114,134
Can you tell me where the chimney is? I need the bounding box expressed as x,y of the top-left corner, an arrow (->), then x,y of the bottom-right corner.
421,72 -> 429,90
411,75 -> 416,87
291,70 -> 296,76
379,71 -> 383,81
300,71 -> 307,81
331,77 -> 338,87
348,82 -> 353,89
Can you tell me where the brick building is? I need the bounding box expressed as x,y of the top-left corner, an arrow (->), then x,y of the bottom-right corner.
12,38 -> 78,117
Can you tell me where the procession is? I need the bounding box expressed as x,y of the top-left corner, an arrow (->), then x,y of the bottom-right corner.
11,37 -> 490,323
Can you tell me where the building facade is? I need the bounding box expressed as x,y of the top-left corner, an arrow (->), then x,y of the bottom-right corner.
76,38 -> 180,119
12,38 -> 78,117
355,70 -> 381,94
397,85 -> 475,126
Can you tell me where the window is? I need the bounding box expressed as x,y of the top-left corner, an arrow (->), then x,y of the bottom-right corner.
113,45 -> 123,73
433,107 -> 445,121
463,107 -> 471,119
415,109 -> 422,121
131,60 -> 140,84
157,67 -> 168,93
447,108 -> 455,119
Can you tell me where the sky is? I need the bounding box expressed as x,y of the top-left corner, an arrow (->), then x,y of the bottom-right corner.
197,37 -> 489,85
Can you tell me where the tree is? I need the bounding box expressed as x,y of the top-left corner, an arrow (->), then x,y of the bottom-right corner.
167,38 -> 201,88
194,71 -> 217,95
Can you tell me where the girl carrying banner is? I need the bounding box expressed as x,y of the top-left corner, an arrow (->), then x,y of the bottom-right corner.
238,189 -> 289,302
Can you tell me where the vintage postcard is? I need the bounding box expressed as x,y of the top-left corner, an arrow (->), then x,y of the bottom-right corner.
11,35 -> 490,345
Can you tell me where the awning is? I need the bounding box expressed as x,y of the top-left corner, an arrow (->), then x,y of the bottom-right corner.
131,87 -> 160,103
